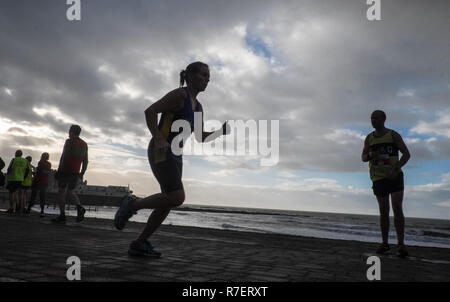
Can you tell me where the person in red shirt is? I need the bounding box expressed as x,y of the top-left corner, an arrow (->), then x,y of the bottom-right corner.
52,125 -> 88,224
26,152 -> 51,217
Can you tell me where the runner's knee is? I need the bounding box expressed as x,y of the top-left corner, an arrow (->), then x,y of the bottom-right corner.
378,204 -> 389,216
392,204 -> 403,216
168,190 -> 185,207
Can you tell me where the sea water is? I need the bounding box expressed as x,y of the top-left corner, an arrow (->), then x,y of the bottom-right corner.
38,204 -> 450,249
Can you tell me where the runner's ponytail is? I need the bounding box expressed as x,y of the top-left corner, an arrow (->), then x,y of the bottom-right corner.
180,70 -> 187,87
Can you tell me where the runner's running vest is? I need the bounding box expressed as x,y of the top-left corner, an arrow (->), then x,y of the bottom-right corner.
7,157 -> 28,182
154,87 -> 200,163
368,130 -> 400,182
21,162 -> 34,186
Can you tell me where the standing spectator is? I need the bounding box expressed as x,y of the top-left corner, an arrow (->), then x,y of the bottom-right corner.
361,110 -> 411,258
26,153 -> 51,217
20,156 -> 34,214
52,125 -> 88,224
6,150 -> 28,213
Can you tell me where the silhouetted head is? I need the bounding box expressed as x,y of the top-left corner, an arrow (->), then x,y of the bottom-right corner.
25,156 -> 32,162
180,62 -> 210,92
69,124 -> 82,138
15,150 -> 22,157
41,152 -> 49,161
371,110 -> 386,130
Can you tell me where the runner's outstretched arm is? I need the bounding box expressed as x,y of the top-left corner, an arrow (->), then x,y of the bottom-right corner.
196,102 -> 230,143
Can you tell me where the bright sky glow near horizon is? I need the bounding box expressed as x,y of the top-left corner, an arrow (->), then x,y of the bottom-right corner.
0,0 -> 449,219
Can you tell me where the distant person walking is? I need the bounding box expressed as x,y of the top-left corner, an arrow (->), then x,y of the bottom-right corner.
6,150 -> 29,213
26,153 -> 51,217
52,125 -> 88,224
114,61 -> 230,257
0,157 -> 5,188
362,110 -> 411,258
20,156 -> 34,214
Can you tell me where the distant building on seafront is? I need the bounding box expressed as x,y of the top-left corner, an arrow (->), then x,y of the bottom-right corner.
1,170 -> 130,197
1,170 -> 130,207
46,170 -> 130,197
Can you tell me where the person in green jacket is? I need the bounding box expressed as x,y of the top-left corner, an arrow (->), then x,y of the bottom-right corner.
6,150 -> 29,213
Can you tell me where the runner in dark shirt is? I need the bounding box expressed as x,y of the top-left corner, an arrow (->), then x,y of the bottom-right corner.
114,62 -> 230,257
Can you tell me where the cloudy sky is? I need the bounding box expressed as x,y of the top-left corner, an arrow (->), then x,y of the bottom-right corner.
1,0 -> 449,219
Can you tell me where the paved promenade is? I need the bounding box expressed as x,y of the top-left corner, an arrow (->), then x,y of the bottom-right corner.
0,211 -> 449,282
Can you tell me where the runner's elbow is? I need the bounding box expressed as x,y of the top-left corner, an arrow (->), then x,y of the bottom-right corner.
145,106 -> 156,118
403,152 -> 411,161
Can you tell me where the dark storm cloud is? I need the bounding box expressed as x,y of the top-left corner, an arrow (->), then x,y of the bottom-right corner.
246,0 -> 450,171
0,0 -> 449,174
0,0 -> 278,141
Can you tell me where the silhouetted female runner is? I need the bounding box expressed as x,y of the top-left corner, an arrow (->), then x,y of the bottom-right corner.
115,62 -> 229,257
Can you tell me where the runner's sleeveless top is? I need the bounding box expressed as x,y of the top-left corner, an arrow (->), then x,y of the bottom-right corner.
21,162 -> 33,186
7,157 -> 28,181
153,87 -> 200,163
368,130 -> 400,182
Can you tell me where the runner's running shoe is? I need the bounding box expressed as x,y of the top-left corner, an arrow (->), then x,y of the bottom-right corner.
128,240 -> 161,258
76,206 -> 86,222
114,194 -> 137,230
51,215 -> 66,225
397,244 -> 409,258
376,243 -> 390,254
